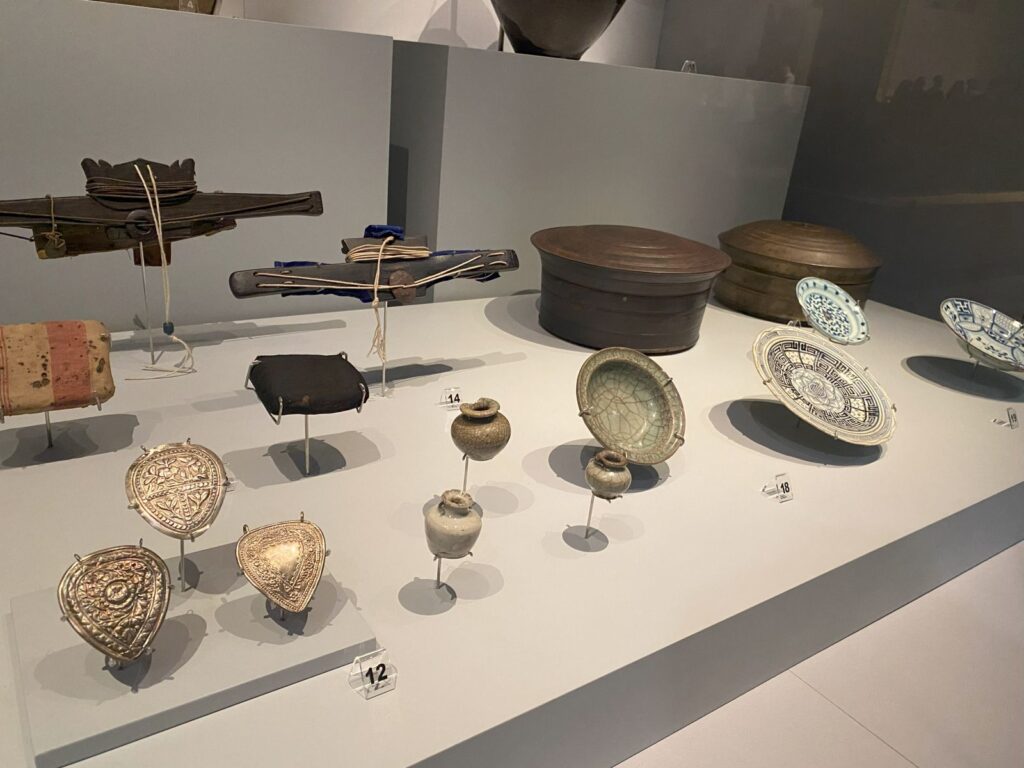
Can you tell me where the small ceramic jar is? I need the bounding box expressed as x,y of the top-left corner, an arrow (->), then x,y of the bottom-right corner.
585,449 -> 632,500
450,397 -> 511,461
425,489 -> 482,559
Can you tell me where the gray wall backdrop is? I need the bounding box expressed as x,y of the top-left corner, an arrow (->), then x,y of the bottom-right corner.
389,42 -> 808,302
0,0 -> 392,331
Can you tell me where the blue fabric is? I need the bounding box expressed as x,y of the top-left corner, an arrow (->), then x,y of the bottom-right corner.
363,224 -> 405,240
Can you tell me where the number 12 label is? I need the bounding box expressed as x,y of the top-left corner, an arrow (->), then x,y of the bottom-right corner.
353,648 -> 396,699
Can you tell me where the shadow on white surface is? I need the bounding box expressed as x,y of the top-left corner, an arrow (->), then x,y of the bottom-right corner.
902,355 -> 1024,401
708,399 -> 883,466
471,481 -> 535,516
600,513 -> 645,543
529,439 -> 670,492
483,293 -> 587,353
363,351 -> 528,388
112,318 -> 347,353
223,430 -> 389,488
0,413 -> 141,469
445,562 -> 504,600
214,573 -> 349,643
171,542 -> 248,600
35,613 -> 207,699
563,525 -> 609,553
398,577 -> 458,615
189,389 -> 257,413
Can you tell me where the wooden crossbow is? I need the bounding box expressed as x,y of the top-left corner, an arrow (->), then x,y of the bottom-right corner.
228,248 -> 519,304
0,158 -> 323,266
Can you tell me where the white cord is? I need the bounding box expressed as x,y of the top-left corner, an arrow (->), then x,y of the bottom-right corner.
367,236 -> 393,368
126,163 -> 196,379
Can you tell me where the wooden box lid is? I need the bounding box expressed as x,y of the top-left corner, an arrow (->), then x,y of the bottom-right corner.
532,225 -> 731,279
718,220 -> 879,272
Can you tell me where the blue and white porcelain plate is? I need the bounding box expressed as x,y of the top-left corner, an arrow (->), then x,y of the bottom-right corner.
939,298 -> 1024,372
796,277 -> 868,345
752,326 -> 896,446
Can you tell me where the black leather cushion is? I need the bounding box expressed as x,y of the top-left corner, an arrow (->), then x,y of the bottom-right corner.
248,354 -> 369,417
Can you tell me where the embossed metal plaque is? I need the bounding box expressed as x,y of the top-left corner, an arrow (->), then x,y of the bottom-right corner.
236,516 -> 326,614
126,440 -> 227,540
58,545 -> 171,662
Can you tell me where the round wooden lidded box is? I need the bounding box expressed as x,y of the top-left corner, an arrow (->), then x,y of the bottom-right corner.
532,225 -> 732,354
715,220 -> 880,323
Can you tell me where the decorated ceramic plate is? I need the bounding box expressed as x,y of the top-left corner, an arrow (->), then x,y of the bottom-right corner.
796,277 -> 869,344
939,298 -> 1024,372
576,347 -> 685,465
752,327 -> 895,445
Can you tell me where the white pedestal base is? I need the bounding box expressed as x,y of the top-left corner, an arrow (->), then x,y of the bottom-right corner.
11,543 -> 376,768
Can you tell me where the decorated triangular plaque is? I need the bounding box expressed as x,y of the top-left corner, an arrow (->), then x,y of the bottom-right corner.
126,440 -> 227,540
58,545 -> 171,663
236,514 -> 326,614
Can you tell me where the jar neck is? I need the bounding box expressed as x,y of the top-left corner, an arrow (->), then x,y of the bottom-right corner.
441,490 -> 474,516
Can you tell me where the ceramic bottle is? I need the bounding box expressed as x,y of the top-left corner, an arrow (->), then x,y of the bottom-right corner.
450,397 -> 511,461
425,490 -> 482,559
585,449 -> 632,499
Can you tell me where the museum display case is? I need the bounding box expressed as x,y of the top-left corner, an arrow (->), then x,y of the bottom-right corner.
1,2 -> 1021,768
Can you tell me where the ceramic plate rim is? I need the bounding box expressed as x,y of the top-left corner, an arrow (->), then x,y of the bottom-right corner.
575,346 -> 685,465
752,326 -> 896,445
795,277 -> 869,345
939,297 -> 1024,372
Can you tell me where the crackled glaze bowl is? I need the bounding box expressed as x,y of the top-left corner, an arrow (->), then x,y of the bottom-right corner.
575,347 -> 685,465
796,277 -> 869,344
752,327 -> 895,445
939,298 -> 1024,372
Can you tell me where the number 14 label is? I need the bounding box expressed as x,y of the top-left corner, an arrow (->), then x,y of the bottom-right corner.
439,387 -> 462,410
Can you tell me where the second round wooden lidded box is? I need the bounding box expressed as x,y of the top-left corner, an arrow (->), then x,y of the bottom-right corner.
715,220 -> 881,322
531,225 -> 731,354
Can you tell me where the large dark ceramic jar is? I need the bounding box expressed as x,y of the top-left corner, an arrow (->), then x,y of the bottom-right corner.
491,0 -> 629,60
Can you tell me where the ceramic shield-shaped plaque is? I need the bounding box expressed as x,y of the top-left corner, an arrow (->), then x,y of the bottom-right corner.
58,545 -> 171,662
236,517 -> 326,614
126,441 -> 227,541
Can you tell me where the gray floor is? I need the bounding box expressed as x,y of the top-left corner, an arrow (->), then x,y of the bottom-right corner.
621,541 -> 1024,768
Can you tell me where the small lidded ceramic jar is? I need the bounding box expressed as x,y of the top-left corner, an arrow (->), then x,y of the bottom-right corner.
425,489 -> 482,559
585,449 -> 632,500
450,397 -> 511,461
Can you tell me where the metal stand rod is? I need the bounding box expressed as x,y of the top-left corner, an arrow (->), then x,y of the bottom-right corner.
971,359 -> 979,380
462,455 -> 470,493
44,411 -> 53,448
498,28 -> 505,51
435,557 -> 442,588
380,301 -> 388,397
138,249 -> 156,365
584,494 -> 596,539
179,539 -> 186,591
304,414 -> 310,476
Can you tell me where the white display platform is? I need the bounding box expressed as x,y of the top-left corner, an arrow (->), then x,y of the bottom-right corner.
1,294 -> 1022,768
11,544 -> 376,768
